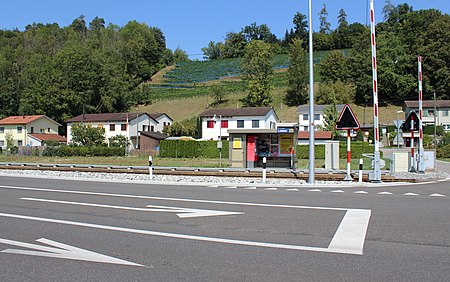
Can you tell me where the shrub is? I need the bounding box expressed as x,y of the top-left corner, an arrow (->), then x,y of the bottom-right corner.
437,144 -> 450,158
160,140 -> 229,158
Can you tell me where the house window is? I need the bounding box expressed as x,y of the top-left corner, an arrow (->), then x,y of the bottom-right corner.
121,124 -> 127,131
443,124 -> 450,131
428,110 -> 434,117
30,127 -> 34,133
314,114 -> 320,121
151,126 -> 155,132
252,120 -> 259,128
237,120 -> 244,128
48,128 -> 51,133
110,124 -> 115,131
0,127 -> 4,133
0,140 -> 4,147
443,110 -> 449,117
40,128 -> 45,133
304,126 -> 309,131
18,140 -> 23,146
17,126 -> 22,133
303,114 -> 308,121
221,120 -> 228,128
207,120 -> 215,128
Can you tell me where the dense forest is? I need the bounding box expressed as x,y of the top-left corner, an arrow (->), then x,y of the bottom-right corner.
0,16 -> 188,123
0,2 -> 449,125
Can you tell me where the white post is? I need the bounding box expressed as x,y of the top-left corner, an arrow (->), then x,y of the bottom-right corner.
409,116 -> 416,173
418,56 -> 425,173
358,159 -> 363,183
308,0 -> 315,184
148,156 -> 153,180
344,130 -> 353,181
262,156 -> 267,184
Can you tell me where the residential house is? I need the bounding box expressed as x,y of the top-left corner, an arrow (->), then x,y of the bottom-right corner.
297,104 -> 345,131
404,100 -> 450,131
199,107 -> 278,140
0,115 -> 62,149
28,133 -> 66,146
148,113 -> 173,133
65,113 -> 158,149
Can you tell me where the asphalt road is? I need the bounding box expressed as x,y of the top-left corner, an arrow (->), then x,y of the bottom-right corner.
0,175 -> 449,281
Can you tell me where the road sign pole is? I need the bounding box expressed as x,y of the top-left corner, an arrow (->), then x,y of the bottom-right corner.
344,129 -> 353,181
418,56 -> 425,173
409,116 -> 416,173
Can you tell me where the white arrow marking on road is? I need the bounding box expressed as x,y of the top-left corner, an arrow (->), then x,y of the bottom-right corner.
429,193 -> 446,197
286,188 -> 299,191
244,187 -> 257,190
378,192 -> 393,195
21,198 -> 244,219
331,190 -> 345,193
403,193 -> 419,196
0,238 -> 142,266
264,188 -> 278,191
354,191 -> 369,194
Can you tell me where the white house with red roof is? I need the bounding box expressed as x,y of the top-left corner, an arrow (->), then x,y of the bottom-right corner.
0,115 -> 62,149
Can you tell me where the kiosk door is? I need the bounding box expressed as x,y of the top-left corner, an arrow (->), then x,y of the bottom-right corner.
246,135 -> 257,168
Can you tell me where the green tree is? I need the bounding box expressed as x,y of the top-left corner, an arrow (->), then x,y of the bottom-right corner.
240,40 -> 273,107
209,84 -> 227,106
202,41 -> 223,60
316,81 -> 355,105
284,38 -> 308,106
319,4 -> 331,34
108,135 -> 130,147
222,32 -> 246,58
319,50 -> 348,83
322,103 -> 339,138
71,124 -> 106,146
173,47 -> 190,63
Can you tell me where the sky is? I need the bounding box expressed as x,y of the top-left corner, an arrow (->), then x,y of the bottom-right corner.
0,1 -> 448,60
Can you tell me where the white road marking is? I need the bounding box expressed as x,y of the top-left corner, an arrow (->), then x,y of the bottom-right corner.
308,189 -> 322,192
354,191 -> 369,194
244,187 -> 257,190
224,186 -> 237,189
0,185 -> 372,254
331,190 -> 345,193
0,211 -> 370,255
21,198 -> 244,219
403,193 -> 419,196
429,193 -> 446,197
264,188 -> 278,191
286,188 -> 299,192
0,237 -> 142,266
378,192 -> 393,195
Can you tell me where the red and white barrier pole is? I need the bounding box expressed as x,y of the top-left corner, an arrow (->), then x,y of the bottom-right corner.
418,56 -> 425,172
344,129 -> 353,181
369,0 -> 381,182
409,116 -> 416,172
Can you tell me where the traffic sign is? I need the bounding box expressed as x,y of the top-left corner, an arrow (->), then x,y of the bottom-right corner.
336,104 -> 360,130
393,120 -> 403,129
401,111 -> 419,131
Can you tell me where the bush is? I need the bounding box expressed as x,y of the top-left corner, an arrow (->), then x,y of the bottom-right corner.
296,142 -> 380,160
437,144 -> 450,158
42,145 -> 124,157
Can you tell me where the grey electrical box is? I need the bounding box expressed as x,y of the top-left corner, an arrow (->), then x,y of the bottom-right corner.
325,140 -> 340,170
390,152 -> 409,173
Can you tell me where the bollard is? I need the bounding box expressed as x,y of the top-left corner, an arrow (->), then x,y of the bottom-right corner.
148,156 -> 153,180
262,157 -> 267,184
358,159 -> 363,183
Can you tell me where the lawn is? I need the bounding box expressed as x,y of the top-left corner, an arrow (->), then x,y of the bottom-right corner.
0,155 -> 387,170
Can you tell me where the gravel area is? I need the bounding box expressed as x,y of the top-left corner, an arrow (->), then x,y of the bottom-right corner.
1,168 -> 447,187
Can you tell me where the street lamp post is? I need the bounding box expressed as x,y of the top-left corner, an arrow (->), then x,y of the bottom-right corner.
308,0 -> 315,184
397,110 -> 403,149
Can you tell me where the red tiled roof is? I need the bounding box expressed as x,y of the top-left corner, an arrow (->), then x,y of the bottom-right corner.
66,113 -> 149,123
28,133 -> 66,142
0,115 -> 45,125
298,131 -> 333,139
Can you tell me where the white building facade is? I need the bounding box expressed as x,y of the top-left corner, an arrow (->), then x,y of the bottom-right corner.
200,107 -> 278,140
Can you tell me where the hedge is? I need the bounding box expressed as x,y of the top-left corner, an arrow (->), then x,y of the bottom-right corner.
437,144 -> 450,158
43,145 -> 125,157
296,142 -> 380,159
160,140 -> 229,158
